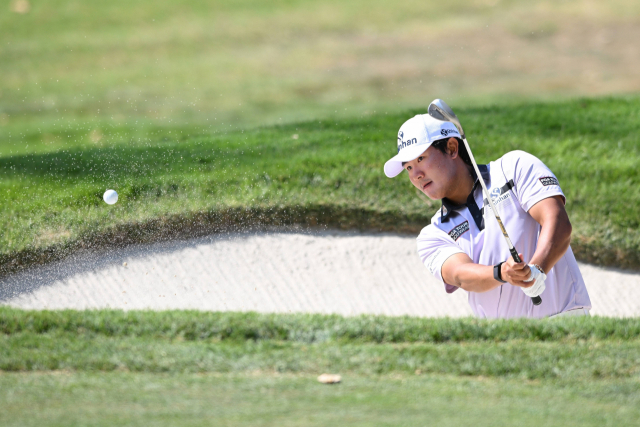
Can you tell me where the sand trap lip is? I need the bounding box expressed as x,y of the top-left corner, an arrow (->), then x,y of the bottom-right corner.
2,230 -> 639,317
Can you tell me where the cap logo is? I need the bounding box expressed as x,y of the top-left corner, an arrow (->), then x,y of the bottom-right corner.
440,128 -> 458,137
397,135 -> 418,153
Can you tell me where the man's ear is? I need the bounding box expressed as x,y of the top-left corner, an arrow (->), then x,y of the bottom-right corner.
446,137 -> 459,159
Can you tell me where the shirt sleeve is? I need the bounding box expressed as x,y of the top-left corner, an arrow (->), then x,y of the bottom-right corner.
502,150 -> 565,212
417,225 -> 465,294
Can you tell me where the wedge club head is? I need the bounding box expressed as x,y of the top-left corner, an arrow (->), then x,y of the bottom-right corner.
428,99 -> 465,139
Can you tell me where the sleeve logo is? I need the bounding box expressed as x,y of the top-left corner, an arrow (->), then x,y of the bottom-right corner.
448,221 -> 469,241
539,176 -> 559,187
425,248 -> 442,275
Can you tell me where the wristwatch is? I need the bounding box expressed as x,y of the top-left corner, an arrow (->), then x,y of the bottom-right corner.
493,262 -> 507,283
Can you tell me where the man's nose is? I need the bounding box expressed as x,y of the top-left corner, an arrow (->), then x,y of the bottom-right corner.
409,167 -> 424,181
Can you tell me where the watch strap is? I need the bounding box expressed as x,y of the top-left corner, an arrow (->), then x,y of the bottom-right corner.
494,262 -> 507,283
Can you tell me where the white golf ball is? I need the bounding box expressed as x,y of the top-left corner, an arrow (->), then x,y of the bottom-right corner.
103,189 -> 118,205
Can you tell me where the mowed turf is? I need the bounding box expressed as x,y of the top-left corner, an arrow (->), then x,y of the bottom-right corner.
1,309 -> 640,426
1,97 -> 639,271
1,373 -> 639,427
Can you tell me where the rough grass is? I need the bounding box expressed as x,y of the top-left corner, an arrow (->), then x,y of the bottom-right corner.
2,309 -> 640,379
1,97 -> 639,273
3,308 -> 640,343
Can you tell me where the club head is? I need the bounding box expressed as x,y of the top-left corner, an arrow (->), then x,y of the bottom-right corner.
428,99 -> 465,138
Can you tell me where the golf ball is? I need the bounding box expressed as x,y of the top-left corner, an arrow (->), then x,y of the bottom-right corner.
103,189 -> 118,205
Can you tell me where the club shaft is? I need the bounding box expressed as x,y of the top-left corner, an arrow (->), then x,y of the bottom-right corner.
461,138 -> 518,255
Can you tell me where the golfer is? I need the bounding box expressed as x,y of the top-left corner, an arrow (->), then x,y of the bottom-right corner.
384,113 -> 591,318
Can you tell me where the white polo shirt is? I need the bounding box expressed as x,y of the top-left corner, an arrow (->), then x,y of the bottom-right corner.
417,150 -> 591,318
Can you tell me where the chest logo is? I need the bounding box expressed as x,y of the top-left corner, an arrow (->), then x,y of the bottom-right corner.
485,180 -> 515,207
448,221 -> 469,241
539,176 -> 559,187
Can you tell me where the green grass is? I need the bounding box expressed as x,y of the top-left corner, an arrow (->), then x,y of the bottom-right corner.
2,309 -> 640,426
1,372 -> 639,427
2,308 -> 640,378
3,308 -> 640,343
3,2 -> 639,424
3,0 -> 639,134
2,0 -> 639,270
1,97 -> 639,272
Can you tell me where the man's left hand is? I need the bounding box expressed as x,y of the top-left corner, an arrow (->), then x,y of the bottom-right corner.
520,265 -> 546,298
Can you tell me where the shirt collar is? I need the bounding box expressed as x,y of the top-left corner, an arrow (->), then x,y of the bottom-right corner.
440,164 -> 489,222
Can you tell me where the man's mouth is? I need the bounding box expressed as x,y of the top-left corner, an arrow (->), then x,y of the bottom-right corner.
422,181 -> 432,190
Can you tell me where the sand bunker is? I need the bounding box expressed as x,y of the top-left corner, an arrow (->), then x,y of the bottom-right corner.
2,230 -> 639,317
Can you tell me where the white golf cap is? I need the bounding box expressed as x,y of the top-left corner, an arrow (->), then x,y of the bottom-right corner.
384,114 -> 461,178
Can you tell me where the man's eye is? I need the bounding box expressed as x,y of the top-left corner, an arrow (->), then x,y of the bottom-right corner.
406,166 -> 412,171
417,156 -> 423,162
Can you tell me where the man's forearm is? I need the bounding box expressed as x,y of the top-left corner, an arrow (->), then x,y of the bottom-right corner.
528,197 -> 572,274
450,262 -> 502,293
530,223 -> 571,273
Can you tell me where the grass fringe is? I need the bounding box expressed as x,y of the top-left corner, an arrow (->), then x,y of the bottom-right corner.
2,308 -> 639,343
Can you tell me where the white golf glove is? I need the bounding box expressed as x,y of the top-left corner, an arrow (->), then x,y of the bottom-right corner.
521,265 -> 546,298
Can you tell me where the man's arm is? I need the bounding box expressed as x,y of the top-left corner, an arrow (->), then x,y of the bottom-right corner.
442,252 -> 531,293
442,195 -> 571,292
524,195 -> 572,273
441,253 -> 498,292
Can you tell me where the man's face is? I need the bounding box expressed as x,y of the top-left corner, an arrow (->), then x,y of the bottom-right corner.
403,146 -> 456,200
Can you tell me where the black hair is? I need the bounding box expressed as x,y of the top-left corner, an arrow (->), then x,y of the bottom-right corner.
431,137 -> 473,168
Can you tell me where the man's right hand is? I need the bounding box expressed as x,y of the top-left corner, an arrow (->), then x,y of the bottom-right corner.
501,254 -> 533,288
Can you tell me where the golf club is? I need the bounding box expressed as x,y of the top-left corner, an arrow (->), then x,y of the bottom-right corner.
428,99 -> 542,306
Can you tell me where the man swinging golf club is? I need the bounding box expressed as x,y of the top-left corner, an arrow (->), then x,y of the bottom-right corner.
384,99 -> 591,318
